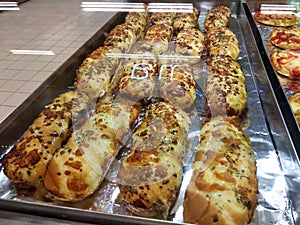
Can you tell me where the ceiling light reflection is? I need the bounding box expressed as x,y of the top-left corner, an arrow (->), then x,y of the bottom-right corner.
10,50 -> 55,55
0,1 -> 19,11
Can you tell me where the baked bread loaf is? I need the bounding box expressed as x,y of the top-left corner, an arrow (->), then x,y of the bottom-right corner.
117,52 -> 157,102
118,101 -> 191,218
2,91 -> 88,188
158,62 -> 196,111
44,102 -> 139,201
204,6 -> 231,32
104,23 -> 136,52
183,116 -> 258,225
205,56 -> 247,117
141,24 -> 173,55
175,28 -> 205,64
173,7 -> 199,35
288,92 -> 300,125
150,12 -> 175,26
74,46 -> 121,101
125,11 -> 148,38
206,26 -> 240,60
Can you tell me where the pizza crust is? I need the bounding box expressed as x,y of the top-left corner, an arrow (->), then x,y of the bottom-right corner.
270,50 -> 300,79
254,11 -> 299,27
270,27 -> 300,50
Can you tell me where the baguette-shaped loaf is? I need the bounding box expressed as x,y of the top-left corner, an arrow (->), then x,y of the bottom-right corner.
125,11 -> 148,39
183,116 -> 258,225
118,53 -> 157,102
204,6 -> 231,32
141,24 -> 173,55
44,102 -> 139,201
205,56 -> 247,117
158,63 -> 196,111
206,26 -> 240,60
2,91 -> 88,188
175,28 -> 205,64
74,46 -> 121,101
104,23 -> 136,52
118,101 -> 191,218
150,12 -> 175,26
173,7 -> 200,35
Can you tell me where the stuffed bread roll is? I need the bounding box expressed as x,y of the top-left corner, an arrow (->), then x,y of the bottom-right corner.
158,62 -> 196,111
104,23 -> 137,52
206,26 -> 240,60
74,46 -> 121,101
125,11 -> 148,38
205,56 -> 247,117
150,12 -> 175,26
118,101 -> 191,218
175,28 -> 205,64
117,52 -> 157,102
173,6 -> 200,35
2,91 -> 88,188
204,6 -> 231,32
141,24 -> 173,56
44,102 -> 139,201
183,116 -> 258,225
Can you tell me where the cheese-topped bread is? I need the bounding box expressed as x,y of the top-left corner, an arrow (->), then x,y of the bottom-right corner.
75,46 -> 121,101
175,28 -> 205,64
158,63 -> 196,111
204,6 -> 231,32
44,102 -> 139,201
118,53 -> 157,102
206,26 -> 240,60
104,23 -> 136,52
184,116 -> 258,225
118,101 -> 191,218
2,91 -> 88,188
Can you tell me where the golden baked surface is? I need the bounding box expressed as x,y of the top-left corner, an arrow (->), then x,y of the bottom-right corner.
44,103 -> 138,201
2,91 -> 88,188
184,116 -> 258,225
118,101 -> 191,218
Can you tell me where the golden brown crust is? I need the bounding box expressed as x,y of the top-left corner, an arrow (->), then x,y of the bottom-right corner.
254,11 -> 299,27
175,28 -> 205,64
288,92 -> 300,125
158,63 -> 196,111
205,56 -> 247,117
118,101 -> 191,218
2,91 -> 88,188
74,46 -> 121,101
150,12 -> 175,26
117,54 -> 157,102
44,103 -> 139,201
206,26 -> 240,60
104,23 -> 136,52
270,27 -> 300,51
204,6 -> 231,32
183,116 -> 258,225
270,50 -> 300,80
140,24 -> 173,55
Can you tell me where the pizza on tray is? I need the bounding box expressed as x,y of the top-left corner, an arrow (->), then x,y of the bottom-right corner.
270,27 -> 300,51
254,11 -> 299,27
270,50 -> 300,80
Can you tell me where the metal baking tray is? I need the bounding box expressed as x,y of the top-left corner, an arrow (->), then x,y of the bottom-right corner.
0,1 -> 299,224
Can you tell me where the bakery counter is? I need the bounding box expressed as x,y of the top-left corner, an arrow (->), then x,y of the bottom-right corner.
0,0 -> 300,225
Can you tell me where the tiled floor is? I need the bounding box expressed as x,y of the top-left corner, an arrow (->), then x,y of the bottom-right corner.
0,0 -> 115,123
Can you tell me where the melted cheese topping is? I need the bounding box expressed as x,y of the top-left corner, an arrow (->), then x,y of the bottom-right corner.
2,91 -> 88,188
118,102 -> 191,217
44,103 -> 138,201
270,50 -> 300,80
270,27 -> 300,51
